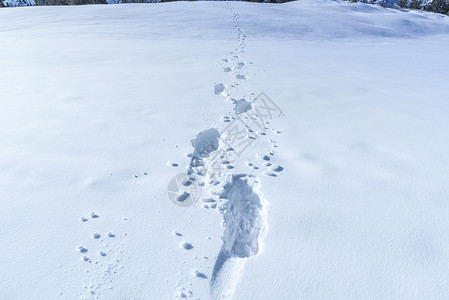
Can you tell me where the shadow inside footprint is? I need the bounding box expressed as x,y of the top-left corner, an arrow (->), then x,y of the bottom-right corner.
196,272 -> 208,279
181,241 -> 193,250
194,270 -> 208,279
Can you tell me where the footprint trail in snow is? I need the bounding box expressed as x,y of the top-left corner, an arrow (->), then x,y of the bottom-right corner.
172,4 -> 284,299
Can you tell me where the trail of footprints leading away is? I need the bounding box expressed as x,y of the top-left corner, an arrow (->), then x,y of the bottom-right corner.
172,4 -> 284,300
76,212 -> 130,298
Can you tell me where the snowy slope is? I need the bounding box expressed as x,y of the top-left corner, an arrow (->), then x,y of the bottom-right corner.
1,1 -> 449,299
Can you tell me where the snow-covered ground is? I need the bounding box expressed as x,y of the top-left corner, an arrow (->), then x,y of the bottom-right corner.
1,1 -> 449,299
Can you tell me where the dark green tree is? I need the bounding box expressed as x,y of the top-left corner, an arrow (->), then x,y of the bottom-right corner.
409,0 -> 422,9
38,0 -> 107,5
67,0 -> 107,4
398,0 -> 409,7
428,0 -> 449,14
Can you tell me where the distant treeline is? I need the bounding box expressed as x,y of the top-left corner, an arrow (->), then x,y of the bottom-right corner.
34,0 -> 106,4
399,0 -> 449,14
349,0 -> 449,15
1,0 -> 294,7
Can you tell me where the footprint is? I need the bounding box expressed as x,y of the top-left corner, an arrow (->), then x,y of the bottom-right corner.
190,128 -> 220,159
90,212 -> 99,219
237,62 -> 245,68
270,164 -> 284,172
175,287 -> 192,299
82,256 -> 91,263
214,83 -> 226,95
218,175 -> 264,256
211,175 -> 265,294
181,241 -> 194,250
77,246 -> 88,253
264,171 -> 277,177
107,232 -> 116,238
235,74 -> 247,80
233,99 -> 252,114
176,191 -> 191,203
99,251 -> 107,257
92,233 -> 101,239
202,198 -> 216,203
257,154 -> 271,161
181,176 -> 195,186
167,161 -> 179,167
193,269 -> 207,279
222,116 -> 231,123
80,217 -> 88,222
223,67 -> 232,73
